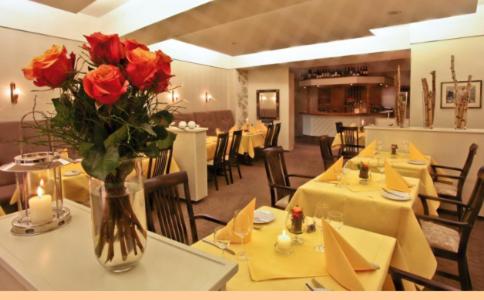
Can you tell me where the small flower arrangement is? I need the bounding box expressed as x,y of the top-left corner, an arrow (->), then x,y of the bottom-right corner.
358,162 -> 369,180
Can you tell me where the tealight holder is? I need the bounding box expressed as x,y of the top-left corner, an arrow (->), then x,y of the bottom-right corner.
0,151 -> 71,235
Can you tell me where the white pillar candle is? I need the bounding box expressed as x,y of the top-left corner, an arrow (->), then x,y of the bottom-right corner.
29,185 -> 53,225
277,230 -> 292,250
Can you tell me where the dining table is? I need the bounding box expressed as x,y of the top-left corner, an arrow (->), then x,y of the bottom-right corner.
347,151 -> 439,215
287,169 -> 437,285
192,206 -> 397,291
206,129 -> 266,161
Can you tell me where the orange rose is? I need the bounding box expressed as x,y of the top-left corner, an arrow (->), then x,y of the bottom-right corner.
83,65 -> 128,105
22,45 -> 75,88
83,32 -> 125,65
123,39 -> 149,51
153,50 -> 172,93
125,48 -> 159,90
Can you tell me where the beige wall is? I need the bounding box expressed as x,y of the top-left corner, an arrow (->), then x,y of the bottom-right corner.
410,35 -> 484,128
247,66 -> 294,150
0,27 -> 235,123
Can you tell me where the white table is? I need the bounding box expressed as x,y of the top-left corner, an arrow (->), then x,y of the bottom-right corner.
0,200 -> 237,290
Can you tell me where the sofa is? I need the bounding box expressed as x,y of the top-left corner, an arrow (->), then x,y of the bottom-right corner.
173,109 -> 235,136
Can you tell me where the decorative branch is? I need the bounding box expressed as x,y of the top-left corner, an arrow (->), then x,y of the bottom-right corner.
421,70 -> 436,128
450,55 -> 472,129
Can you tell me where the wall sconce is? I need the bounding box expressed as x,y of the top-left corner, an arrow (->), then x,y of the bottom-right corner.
202,91 -> 214,103
170,90 -> 179,103
10,82 -> 20,104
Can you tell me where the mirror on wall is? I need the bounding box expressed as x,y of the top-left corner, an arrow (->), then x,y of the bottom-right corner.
256,89 -> 279,121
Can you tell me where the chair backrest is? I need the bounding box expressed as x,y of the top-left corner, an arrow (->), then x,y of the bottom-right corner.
319,135 -> 335,170
460,167 -> 484,244
263,147 -> 291,206
271,123 -> 281,147
144,171 -> 198,244
339,126 -> 361,157
213,132 -> 229,165
147,146 -> 173,178
456,143 -> 478,196
229,130 -> 243,159
264,123 -> 275,148
389,267 -> 459,291
335,122 -> 343,133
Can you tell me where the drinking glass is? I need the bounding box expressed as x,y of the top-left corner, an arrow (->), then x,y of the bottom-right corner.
232,210 -> 251,261
213,226 -> 231,257
328,210 -> 344,230
313,203 -> 329,252
401,140 -> 409,154
376,140 -> 384,154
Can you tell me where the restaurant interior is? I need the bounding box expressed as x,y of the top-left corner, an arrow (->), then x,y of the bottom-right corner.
0,0 -> 483,293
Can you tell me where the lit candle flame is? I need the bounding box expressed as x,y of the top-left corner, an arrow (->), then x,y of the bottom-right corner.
37,179 -> 45,197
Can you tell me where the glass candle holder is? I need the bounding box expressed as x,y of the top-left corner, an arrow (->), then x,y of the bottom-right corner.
0,151 -> 71,235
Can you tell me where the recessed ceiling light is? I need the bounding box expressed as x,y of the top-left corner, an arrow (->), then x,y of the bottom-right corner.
387,10 -> 402,16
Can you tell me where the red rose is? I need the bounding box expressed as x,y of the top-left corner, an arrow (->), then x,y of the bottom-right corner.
153,50 -> 172,93
123,39 -> 149,51
83,65 -> 128,105
83,32 -> 125,65
22,45 -> 75,88
125,48 -> 172,92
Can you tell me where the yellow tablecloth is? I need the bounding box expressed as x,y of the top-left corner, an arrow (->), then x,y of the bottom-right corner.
0,206 -> 5,217
287,170 -> 437,283
206,130 -> 266,161
348,152 -> 439,215
192,206 -> 396,291
332,131 -> 366,152
10,158 -> 180,206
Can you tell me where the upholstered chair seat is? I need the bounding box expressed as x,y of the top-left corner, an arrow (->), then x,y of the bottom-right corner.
420,220 -> 460,253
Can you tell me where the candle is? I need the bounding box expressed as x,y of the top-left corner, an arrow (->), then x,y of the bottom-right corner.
361,119 -> 365,126
277,230 -> 292,250
28,183 -> 53,225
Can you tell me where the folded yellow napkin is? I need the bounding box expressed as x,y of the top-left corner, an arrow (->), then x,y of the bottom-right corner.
228,126 -> 239,132
317,157 -> 343,182
409,143 -> 426,161
215,128 -> 223,135
216,198 -> 255,244
323,220 -> 377,290
384,160 -> 410,193
254,122 -> 267,133
359,141 -> 376,157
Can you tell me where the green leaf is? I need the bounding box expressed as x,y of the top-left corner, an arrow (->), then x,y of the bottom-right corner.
151,110 -> 173,126
81,145 -> 120,180
52,96 -> 72,123
79,142 -> 94,157
104,125 -> 128,149
155,131 -> 176,150
140,123 -> 156,136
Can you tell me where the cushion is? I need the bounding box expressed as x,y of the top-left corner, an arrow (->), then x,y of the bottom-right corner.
193,112 -> 218,136
434,181 -> 458,197
421,220 -> 460,253
275,195 -> 290,209
172,112 -> 195,124
214,110 -> 235,132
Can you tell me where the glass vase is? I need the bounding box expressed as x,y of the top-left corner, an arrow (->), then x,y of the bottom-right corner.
88,159 -> 147,273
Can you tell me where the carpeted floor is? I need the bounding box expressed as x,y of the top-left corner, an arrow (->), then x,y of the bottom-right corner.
193,141 -> 484,290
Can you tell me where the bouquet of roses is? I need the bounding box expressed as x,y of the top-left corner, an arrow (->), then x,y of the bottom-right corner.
22,32 -> 176,262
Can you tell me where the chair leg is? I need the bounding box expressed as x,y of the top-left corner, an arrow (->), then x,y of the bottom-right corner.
236,161 -> 242,179
212,169 -> 219,191
228,162 -> 234,184
223,163 -> 230,185
458,256 -> 472,290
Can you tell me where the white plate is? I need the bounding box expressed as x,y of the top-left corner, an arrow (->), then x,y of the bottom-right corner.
381,190 -> 411,201
254,210 -> 275,224
64,170 -> 81,177
407,160 -> 426,165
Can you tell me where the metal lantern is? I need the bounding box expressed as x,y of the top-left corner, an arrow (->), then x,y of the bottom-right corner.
0,151 -> 71,235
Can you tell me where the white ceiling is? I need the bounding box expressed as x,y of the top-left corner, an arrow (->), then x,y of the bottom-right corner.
31,0 -> 96,13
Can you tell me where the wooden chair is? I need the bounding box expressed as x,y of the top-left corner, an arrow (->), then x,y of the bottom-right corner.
208,132 -> 230,190
264,123 -> 275,148
319,135 -> 335,170
417,166 -> 484,290
144,171 -> 225,244
263,147 -> 313,209
226,130 -> 243,183
338,125 -> 364,159
271,123 -> 281,147
389,267 -> 459,291
146,146 -> 173,178
431,143 -> 478,219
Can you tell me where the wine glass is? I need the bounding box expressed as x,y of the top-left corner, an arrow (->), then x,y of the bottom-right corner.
232,210 -> 251,261
213,226 -> 230,257
328,210 -> 344,230
401,140 -> 409,155
376,140 -> 384,155
313,203 -> 329,252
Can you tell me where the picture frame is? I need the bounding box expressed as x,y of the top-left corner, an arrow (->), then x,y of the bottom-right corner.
440,80 -> 482,109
